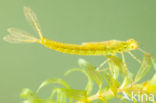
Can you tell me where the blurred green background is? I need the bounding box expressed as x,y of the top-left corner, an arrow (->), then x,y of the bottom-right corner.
0,0 -> 156,103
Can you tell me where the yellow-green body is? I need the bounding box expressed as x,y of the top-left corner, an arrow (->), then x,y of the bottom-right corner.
40,38 -> 137,55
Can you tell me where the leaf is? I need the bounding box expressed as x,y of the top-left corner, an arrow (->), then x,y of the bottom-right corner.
65,68 -> 93,96
109,56 -> 134,88
107,56 -> 127,76
21,88 -> 56,103
120,71 -> 133,88
141,73 -> 156,95
150,73 -> 156,84
24,99 -> 40,103
98,87 -> 114,101
49,87 -> 59,98
135,53 -> 152,83
107,58 -> 120,80
64,68 -> 83,76
78,59 -> 102,88
56,89 -> 66,103
21,88 -> 36,99
96,99 -> 107,103
96,98 -> 107,103
103,70 -> 120,95
25,99 -> 56,103
85,78 -> 94,96
143,81 -> 156,95
60,88 -> 87,101
152,57 -> 156,71
36,78 -> 70,93
50,88 -> 72,103
40,99 -> 56,103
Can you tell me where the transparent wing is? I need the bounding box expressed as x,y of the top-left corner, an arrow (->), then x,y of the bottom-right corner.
3,28 -> 38,43
24,7 -> 43,39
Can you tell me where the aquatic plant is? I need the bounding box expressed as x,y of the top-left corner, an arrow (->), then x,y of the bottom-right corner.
20,53 -> 156,103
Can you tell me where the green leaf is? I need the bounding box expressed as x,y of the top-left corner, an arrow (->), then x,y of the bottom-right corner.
78,59 -> 102,88
49,87 -> 59,98
150,73 -> 156,84
56,89 -> 66,103
108,56 -> 134,83
120,71 -> 133,88
21,88 -> 36,99
25,99 -> 56,103
60,88 -> 87,101
50,88 -> 69,103
98,87 -> 114,101
40,99 -> 56,103
36,78 -> 70,93
96,98 -> 107,103
85,77 -> 94,96
64,68 -> 83,76
107,56 -> 127,76
21,89 -> 56,103
103,70 -> 120,95
24,99 -> 40,103
96,99 -> 107,103
65,68 -> 94,95
108,61 -> 120,80
152,57 -> 156,71
135,53 -> 152,83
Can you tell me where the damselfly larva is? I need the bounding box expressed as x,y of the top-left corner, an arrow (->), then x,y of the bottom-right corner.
3,7 -> 143,64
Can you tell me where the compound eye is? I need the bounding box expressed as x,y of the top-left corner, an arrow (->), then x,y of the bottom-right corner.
127,39 -> 135,43
130,43 -> 136,49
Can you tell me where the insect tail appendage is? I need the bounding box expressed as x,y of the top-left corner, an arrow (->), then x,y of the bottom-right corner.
3,28 -> 41,43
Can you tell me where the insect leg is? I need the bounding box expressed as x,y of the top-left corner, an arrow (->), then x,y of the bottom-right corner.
96,58 -> 110,71
138,48 -> 150,55
120,52 -> 128,70
128,51 -> 141,64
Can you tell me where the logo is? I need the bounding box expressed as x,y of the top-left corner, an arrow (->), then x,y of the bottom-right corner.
122,92 -> 155,102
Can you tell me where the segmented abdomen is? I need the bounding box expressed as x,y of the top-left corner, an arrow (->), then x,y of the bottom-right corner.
41,38 -> 120,55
